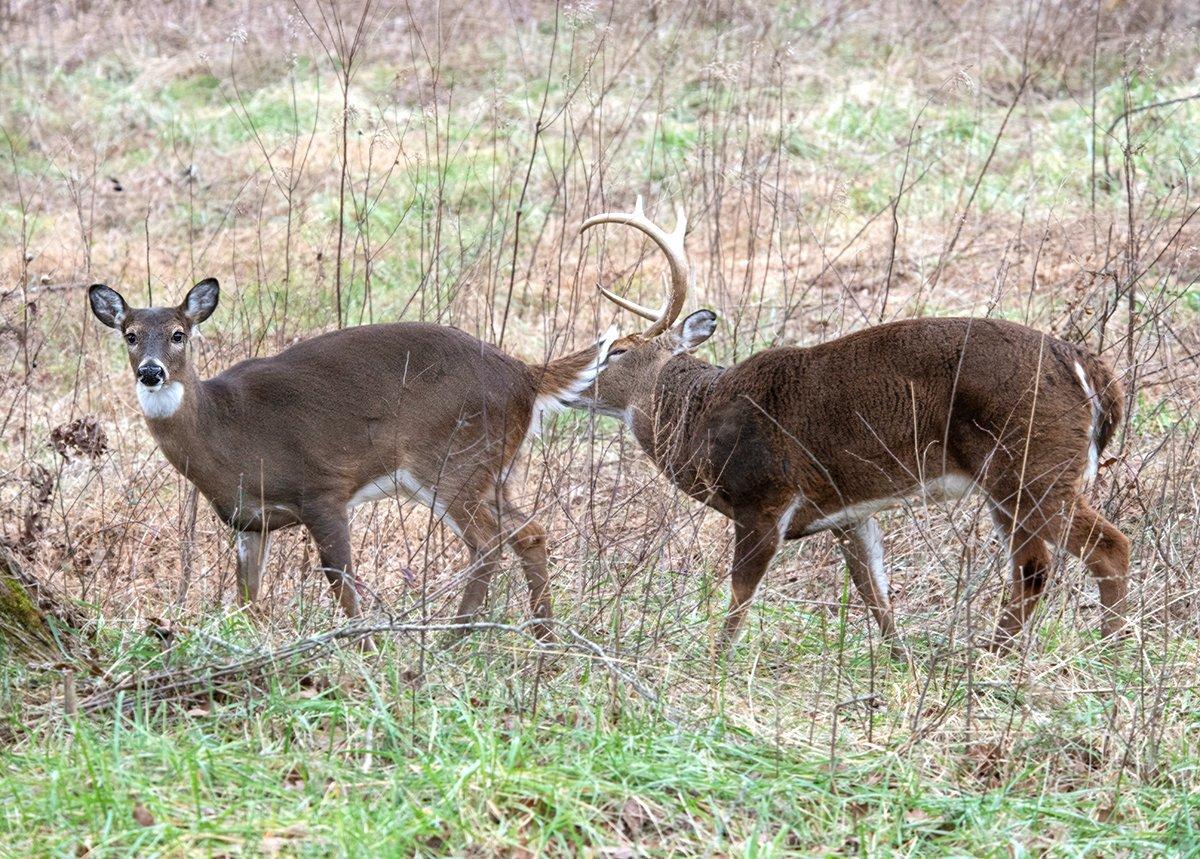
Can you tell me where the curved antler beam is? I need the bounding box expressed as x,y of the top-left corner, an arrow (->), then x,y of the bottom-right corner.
580,195 -> 690,338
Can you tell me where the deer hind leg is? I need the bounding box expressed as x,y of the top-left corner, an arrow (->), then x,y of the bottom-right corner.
447,498 -> 504,637
836,518 -> 904,659
235,529 -> 272,607
303,505 -> 361,619
719,515 -> 780,651
988,505 -> 1052,651
1053,500 -> 1130,641
500,489 -> 554,642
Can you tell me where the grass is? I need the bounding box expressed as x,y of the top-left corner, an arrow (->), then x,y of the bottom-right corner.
5,622 -> 1199,857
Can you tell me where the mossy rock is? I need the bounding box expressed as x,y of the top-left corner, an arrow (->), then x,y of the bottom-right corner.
0,548 -> 71,662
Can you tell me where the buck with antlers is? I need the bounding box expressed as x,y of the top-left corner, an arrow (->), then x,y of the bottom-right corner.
572,199 -> 1128,655
89,279 -> 610,638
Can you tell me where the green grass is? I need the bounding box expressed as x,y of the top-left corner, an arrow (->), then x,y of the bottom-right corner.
2,611 -> 1198,856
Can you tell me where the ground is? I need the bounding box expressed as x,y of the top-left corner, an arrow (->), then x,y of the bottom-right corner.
2,0 -> 1200,855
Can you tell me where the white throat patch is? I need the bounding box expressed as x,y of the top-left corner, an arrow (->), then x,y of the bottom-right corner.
137,381 -> 185,419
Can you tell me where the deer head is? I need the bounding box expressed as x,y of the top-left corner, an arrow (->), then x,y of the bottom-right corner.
88,279 -> 220,419
573,197 -> 717,418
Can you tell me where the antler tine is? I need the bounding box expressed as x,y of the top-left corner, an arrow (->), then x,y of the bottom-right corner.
580,198 -> 691,338
672,202 -> 687,239
595,271 -> 677,321
597,284 -> 659,321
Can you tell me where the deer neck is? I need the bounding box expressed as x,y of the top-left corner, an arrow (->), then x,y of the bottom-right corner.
629,354 -> 723,471
140,367 -> 208,472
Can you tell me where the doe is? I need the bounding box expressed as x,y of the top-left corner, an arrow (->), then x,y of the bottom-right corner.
89,279 -> 609,638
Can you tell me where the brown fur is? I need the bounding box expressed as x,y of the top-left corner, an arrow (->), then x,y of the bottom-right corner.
88,280 -> 604,638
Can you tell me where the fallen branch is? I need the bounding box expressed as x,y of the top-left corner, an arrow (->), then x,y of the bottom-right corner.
10,618 -> 674,736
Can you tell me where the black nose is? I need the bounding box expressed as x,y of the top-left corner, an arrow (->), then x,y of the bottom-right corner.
137,364 -> 165,386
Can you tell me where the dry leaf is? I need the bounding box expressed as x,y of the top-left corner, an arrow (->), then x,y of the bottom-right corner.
845,801 -> 869,821
50,416 -> 108,461
619,797 -> 647,840
262,824 -> 307,856
132,804 -> 154,827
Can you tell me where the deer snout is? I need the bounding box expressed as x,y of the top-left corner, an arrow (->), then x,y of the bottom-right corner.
137,361 -> 166,388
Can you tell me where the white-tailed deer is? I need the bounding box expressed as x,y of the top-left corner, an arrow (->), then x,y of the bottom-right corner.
571,199 -> 1129,656
88,279 -> 610,638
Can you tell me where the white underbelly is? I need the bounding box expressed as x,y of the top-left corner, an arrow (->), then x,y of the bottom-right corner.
349,468 -> 462,536
799,473 -> 977,535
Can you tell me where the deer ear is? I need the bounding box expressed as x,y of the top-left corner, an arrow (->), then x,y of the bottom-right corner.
88,284 -> 128,329
182,278 -> 219,324
675,309 -> 717,353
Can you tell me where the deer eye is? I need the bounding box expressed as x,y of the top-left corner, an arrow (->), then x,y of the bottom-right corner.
171,331 -> 185,344
124,332 -> 137,345
608,348 -> 628,358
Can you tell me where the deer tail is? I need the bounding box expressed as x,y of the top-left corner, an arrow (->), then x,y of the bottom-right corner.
1070,347 -> 1124,482
526,327 -> 618,431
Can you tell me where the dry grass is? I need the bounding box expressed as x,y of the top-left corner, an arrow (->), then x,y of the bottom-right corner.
2,0 -> 1200,854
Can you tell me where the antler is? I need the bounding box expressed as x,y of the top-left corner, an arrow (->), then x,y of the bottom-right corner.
580,196 -> 690,338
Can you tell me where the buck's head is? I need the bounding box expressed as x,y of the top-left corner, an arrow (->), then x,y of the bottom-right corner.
88,279 -> 220,419
575,199 -> 717,418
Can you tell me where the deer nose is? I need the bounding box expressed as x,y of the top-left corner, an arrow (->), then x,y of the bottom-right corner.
137,363 -> 166,387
